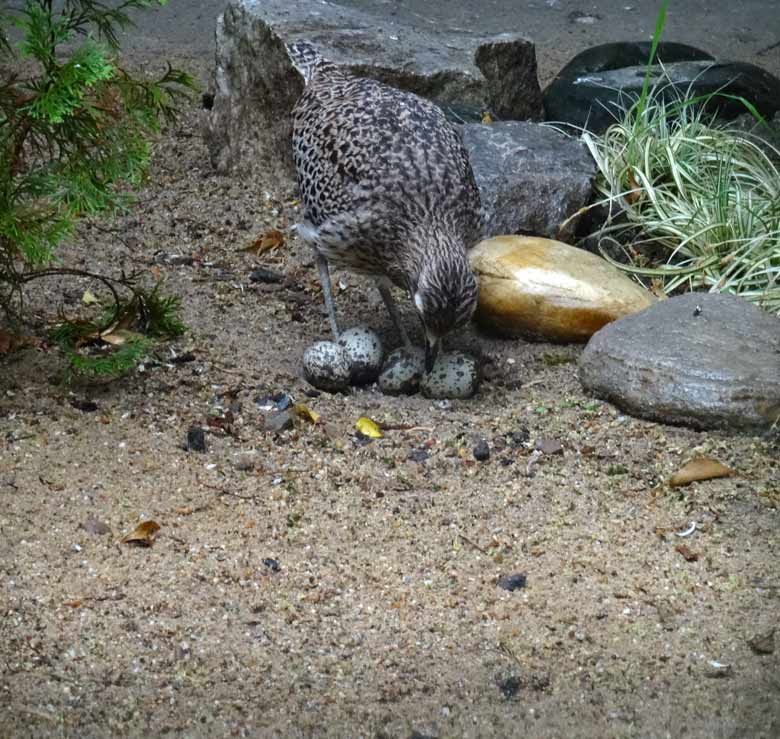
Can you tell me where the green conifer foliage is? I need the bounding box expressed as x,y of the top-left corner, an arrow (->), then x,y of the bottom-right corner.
0,1 -> 196,375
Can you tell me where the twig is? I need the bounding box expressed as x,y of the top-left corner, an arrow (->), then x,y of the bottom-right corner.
205,482 -> 262,503
458,533 -> 489,555
379,423 -> 435,432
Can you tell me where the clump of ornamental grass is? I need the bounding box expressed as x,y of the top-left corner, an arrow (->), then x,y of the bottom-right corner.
581,74 -> 780,314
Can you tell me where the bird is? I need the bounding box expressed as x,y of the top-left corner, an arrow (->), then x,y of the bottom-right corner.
288,41 -> 483,371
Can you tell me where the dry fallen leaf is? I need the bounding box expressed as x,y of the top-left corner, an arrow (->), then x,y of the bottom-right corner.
121,520 -> 160,546
480,111 -> 494,124
240,228 -> 285,257
81,289 -> 100,305
292,403 -> 320,424
0,330 -> 11,354
625,169 -> 642,205
669,457 -> 735,487
100,328 -> 146,346
675,544 -> 699,562
0,329 -> 40,354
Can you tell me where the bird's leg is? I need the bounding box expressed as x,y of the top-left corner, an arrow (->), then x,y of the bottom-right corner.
376,278 -> 412,349
316,254 -> 340,340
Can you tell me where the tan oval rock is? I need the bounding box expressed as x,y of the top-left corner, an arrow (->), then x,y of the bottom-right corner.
469,235 -> 656,342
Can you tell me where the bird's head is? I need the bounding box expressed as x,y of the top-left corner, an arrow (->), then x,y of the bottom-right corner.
413,254 -> 478,372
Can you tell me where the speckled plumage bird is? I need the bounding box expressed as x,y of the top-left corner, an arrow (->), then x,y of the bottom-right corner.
288,41 -> 483,370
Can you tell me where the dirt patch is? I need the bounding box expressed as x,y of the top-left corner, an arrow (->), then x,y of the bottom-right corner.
1,49 -> 779,738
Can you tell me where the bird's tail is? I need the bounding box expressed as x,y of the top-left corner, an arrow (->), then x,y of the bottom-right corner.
286,41 -> 325,85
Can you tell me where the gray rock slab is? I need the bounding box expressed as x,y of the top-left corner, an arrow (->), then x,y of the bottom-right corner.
203,0 -> 542,178
579,293 -> 780,432
462,121 -> 596,242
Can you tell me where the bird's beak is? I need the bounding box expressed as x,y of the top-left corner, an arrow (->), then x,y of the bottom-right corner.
424,334 -> 440,373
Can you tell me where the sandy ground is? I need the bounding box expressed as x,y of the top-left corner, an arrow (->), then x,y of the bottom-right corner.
2,1 -> 780,737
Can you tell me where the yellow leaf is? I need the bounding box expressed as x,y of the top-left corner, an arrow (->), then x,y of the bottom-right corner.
81,289 -> 99,305
121,520 -> 161,546
480,111 -> 494,124
669,457 -> 735,488
293,403 -> 320,424
355,416 -> 383,438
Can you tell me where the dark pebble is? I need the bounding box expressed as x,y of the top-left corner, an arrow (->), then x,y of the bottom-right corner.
473,439 -> 490,461
498,573 -> 527,592
353,433 -> 374,447
70,398 -> 98,413
262,558 -> 281,573
497,674 -> 523,699
170,351 -> 197,364
508,428 -> 530,446
304,388 -> 321,398
79,516 -> 111,536
408,449 -> 430,463
186,426 -> 207,452
271,392 -> 293,411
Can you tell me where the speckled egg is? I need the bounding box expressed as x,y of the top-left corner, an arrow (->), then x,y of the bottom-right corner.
420,351 -> 480,399
302,341 -> 351,392
337,326 -> 384,385
378,347 -> 426,396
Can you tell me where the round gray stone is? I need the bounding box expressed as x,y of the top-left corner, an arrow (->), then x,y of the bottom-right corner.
579,293 -> 780,431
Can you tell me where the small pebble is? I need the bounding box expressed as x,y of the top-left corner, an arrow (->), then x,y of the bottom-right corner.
70,398 -> 98,413
170,351 -> 196,364
497,674 -> 522,699
378,347 -> 426,395
420,351 -> 480,399
338,326 -> 384,384
248,267 -> 283,284
473,438 -> 490,461
302,341 -> 351,392
233,454 -> 257,471
262,558 -> 281,573
186,426 -> 206,453
264,410 -> 294,433
408,449 -> 430,463
498,573 -> 527,592
535,438 -> 564,455
80,517 -> 111,536
271,391 -> 293,411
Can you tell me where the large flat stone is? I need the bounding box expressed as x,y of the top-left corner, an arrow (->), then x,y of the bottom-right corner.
579,293 -> 780,432
203,0 -> 542,178
461,122 -> 596,242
